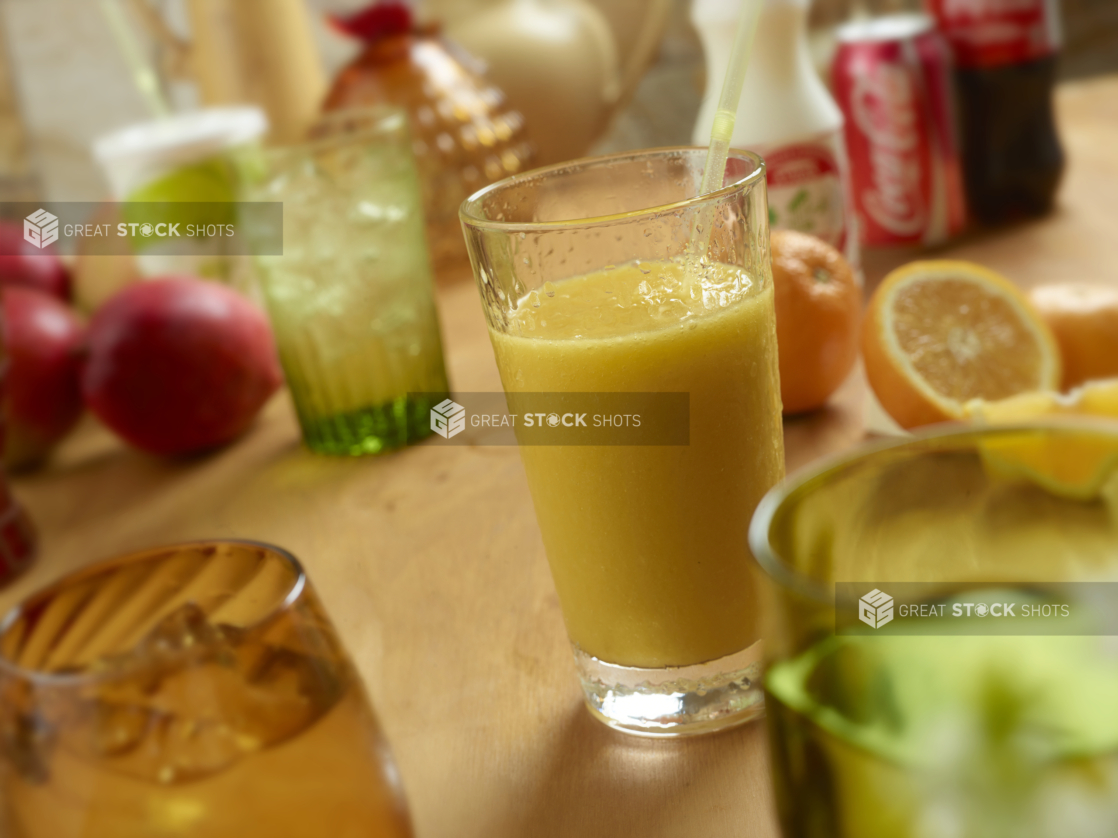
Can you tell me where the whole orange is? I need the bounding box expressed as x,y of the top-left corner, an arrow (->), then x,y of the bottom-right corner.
770,230 -> 861,414
1030,283 -> 1118,390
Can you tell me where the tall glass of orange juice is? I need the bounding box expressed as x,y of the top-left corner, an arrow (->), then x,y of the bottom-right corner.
460,148 -> 784,735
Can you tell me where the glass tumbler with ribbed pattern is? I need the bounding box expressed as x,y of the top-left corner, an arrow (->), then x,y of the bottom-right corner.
240,106 -> 449,455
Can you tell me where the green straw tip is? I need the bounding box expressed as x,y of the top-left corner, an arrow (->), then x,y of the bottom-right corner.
711,109 -> 737,144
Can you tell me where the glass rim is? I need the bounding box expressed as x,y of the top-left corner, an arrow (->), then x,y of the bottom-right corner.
0,539 -> 308,688
255,104 -> 408,159
458,145 -> 766,233
747,420 -> 1118,606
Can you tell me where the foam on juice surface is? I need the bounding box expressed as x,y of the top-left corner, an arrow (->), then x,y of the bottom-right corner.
507,258 -> 757,341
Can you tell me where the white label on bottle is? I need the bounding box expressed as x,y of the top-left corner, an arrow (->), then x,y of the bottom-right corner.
755,132 -> 859,267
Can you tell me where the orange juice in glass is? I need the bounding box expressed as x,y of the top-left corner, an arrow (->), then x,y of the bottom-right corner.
461,148 -> 784,735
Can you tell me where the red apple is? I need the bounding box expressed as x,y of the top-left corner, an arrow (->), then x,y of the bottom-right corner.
3,287 -> 87,469
0,222 -> 71,302
82,277 -> 282,456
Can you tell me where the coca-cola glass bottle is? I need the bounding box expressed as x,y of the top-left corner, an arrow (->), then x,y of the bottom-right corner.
925,0 -> 1065,223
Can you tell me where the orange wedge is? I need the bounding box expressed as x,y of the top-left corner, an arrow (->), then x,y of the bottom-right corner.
863,261 -> 1061,429
978,427 -> 1118,501
966,378 -> 1118,424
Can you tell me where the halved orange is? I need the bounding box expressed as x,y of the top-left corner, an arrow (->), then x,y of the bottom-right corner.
863,261 -> 1061,429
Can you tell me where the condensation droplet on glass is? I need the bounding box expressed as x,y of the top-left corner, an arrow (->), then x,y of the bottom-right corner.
527,290 -> 541,308
543,281 -> 556,297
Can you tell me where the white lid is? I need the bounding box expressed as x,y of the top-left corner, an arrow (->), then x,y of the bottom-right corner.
93,107 -> 268,197
836,13 -> 934,44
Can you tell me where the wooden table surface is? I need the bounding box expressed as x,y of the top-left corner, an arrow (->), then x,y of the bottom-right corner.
9,74 -> 1118,838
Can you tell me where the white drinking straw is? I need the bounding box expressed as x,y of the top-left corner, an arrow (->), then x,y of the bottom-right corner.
697,0 -> 765,197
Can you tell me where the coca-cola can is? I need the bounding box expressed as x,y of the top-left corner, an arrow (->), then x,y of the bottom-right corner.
832,13 -> 967,247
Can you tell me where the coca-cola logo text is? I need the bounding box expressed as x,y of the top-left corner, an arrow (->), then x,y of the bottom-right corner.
850,65 -> 926,237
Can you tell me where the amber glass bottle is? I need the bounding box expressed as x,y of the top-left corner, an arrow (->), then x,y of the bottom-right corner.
324,3 -> 535,270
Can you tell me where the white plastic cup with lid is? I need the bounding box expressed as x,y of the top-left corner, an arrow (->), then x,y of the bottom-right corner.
92,107 -> 268,285
93,106 -> 267,199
